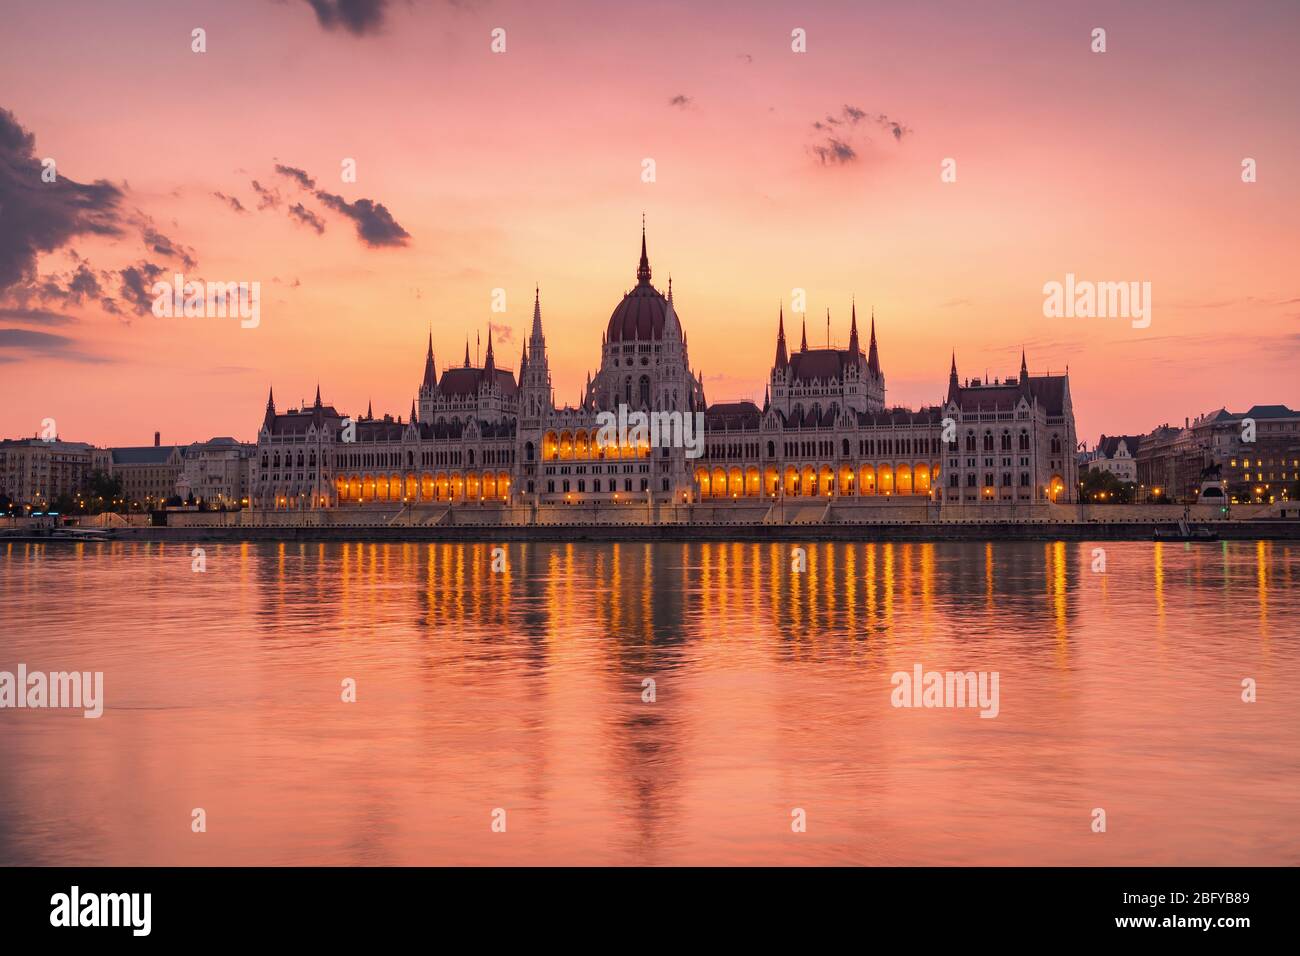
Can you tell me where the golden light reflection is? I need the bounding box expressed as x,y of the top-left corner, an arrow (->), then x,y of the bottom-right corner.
1257,539 -> 1269,640
1153,541 -> 1165,632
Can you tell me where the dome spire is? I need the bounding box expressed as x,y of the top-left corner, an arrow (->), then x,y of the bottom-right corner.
636,214 -> 651,285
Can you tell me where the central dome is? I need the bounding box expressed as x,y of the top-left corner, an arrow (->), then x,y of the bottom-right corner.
606,224 -> 676,343
608,283 -> 669,342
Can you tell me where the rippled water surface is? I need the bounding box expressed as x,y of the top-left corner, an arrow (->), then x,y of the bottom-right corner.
1,538 -> 1297,865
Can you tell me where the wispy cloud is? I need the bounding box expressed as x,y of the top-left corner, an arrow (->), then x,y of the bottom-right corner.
0,306 -> 75,325
272,162 -> 411,247
809,104 -> 912,167
0,327 -> 112,363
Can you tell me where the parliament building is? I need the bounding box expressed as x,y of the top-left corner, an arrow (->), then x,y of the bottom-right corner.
250,227 -> 1078,511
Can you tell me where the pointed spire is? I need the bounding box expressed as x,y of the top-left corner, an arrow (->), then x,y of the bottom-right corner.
531,285 -> 543,341
464,339 -> 471,368
800,316 -> 808,352
410,399 -> 418,424
867,308 -> 880,374
636,214 -> 651,285
519,341 -> 528,373
848,299 -> 861,356
667,274 -> 673,304
484,325 -> 495,375
1020,348 -> 1028,379
422,330 -> 437,390
366,398 -> 373,420
263,385 -> 276,428
774,302 -> 789,369
947,352 -> 959,403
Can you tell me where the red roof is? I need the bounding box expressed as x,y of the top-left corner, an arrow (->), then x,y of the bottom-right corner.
437,367 -> 518,397
788,348 -> 862,382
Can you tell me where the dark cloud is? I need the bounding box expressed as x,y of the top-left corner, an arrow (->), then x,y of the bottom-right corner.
738,53 -> 753,64
251,162 -> 410,246
488,322 -> 513,344
668,94 -> 692,109
0,107 -> 126,293
20,260 -> 106,307
288,202 -> 326,234
118,261 -> 167,315
314,190 -> 410,247
275,164 -> 317,190
812,138 -> 857,165
0,306 -> 75,325
306,0 -> 388,36
0,108 -> 217,323
809,105 -> 911,166
214,191 -> 247,213
250,179 -> 282,210
879,117 -> 911,142
141,222 -> 196,269
65,262 -> 103,300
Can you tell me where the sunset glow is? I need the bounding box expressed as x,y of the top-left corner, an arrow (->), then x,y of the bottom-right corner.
2,0 -> 1297,446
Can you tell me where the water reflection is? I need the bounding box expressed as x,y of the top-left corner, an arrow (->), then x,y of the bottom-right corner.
1,539 -> 1297,865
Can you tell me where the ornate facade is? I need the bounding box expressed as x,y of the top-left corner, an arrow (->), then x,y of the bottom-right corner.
250,226 -> 1078,510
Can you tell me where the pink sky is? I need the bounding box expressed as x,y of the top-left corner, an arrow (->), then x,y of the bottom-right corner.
1,0 -> 1297,446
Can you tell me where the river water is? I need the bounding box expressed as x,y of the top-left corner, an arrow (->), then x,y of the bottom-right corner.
1,538 -> 1296,865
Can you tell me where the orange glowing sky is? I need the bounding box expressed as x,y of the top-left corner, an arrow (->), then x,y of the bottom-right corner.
1,0 -> 1297,447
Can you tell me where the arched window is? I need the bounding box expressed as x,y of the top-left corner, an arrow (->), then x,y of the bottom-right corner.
639,375 -> 651,408
525,441 -> 535,462
841,438 -> 850,457
767,440 -> 775,458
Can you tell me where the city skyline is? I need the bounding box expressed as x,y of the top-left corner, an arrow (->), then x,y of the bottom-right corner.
2,1 -> 1298,447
